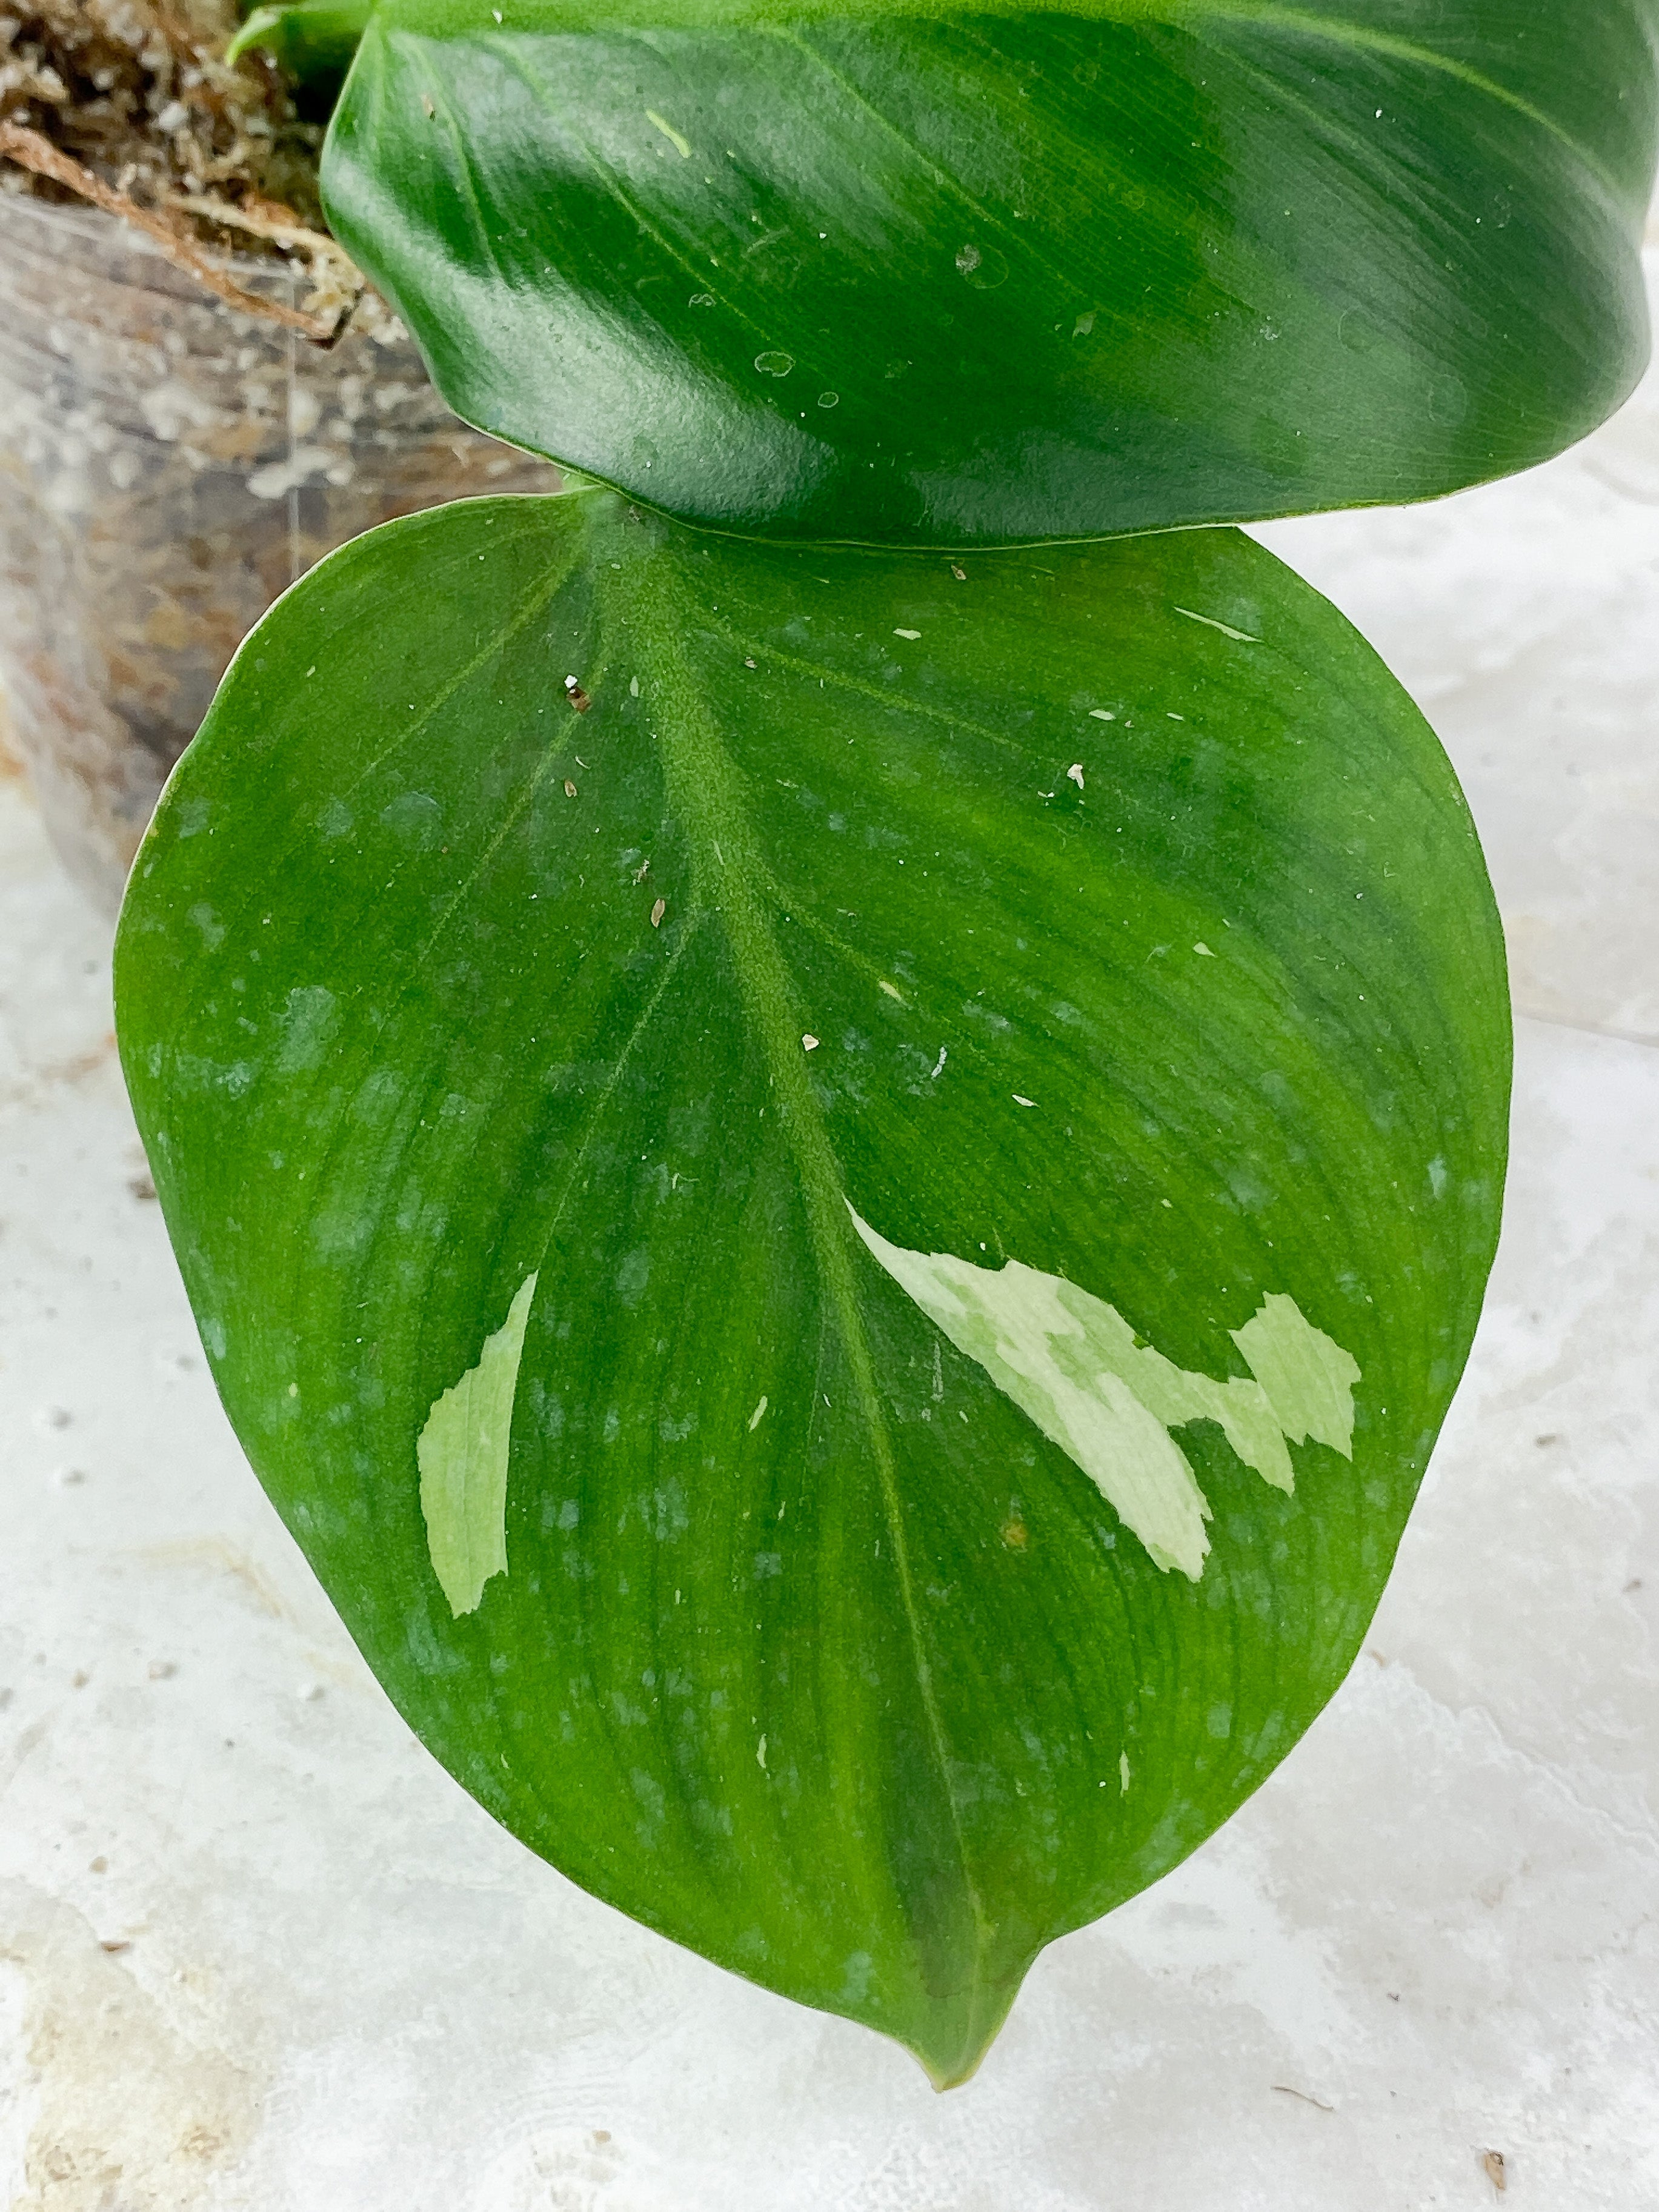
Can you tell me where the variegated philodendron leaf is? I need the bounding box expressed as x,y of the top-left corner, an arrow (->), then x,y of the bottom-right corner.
115,490 -> 1508,2084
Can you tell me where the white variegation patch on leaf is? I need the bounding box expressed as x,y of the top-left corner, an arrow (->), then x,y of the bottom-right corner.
849,1209 -> 1355,1580
417,1272 -> 538,1616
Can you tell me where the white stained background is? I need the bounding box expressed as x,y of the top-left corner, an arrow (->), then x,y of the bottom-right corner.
1,254 -> 1657,2212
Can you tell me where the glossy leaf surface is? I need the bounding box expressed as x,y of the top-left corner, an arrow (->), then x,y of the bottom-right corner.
116,491 -> 1509,2080
321,0 -> 1659,542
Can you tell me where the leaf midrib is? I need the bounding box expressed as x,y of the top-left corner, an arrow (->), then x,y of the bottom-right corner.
596,509 -> 999,2066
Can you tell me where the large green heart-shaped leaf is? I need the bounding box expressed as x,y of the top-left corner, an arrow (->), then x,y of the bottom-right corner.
318,0 -> 1659,542
115,490 -> 1508,2081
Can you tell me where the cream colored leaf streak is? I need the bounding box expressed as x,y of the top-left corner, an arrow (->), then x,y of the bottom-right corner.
847,1210 -> 1357,1581
1231,1293 -> 1360,1457
417,1272 -> 539,1616
644,108 -> 693,159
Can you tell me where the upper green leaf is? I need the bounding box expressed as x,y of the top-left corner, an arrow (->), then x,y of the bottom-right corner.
115,490 -> 1509,2082
320,0 -> 1659,543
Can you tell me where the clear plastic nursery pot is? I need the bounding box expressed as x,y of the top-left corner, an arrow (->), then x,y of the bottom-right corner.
0,190 -> 556,909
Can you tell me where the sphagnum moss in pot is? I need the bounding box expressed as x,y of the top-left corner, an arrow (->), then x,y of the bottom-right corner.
0,0 -> 554,909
